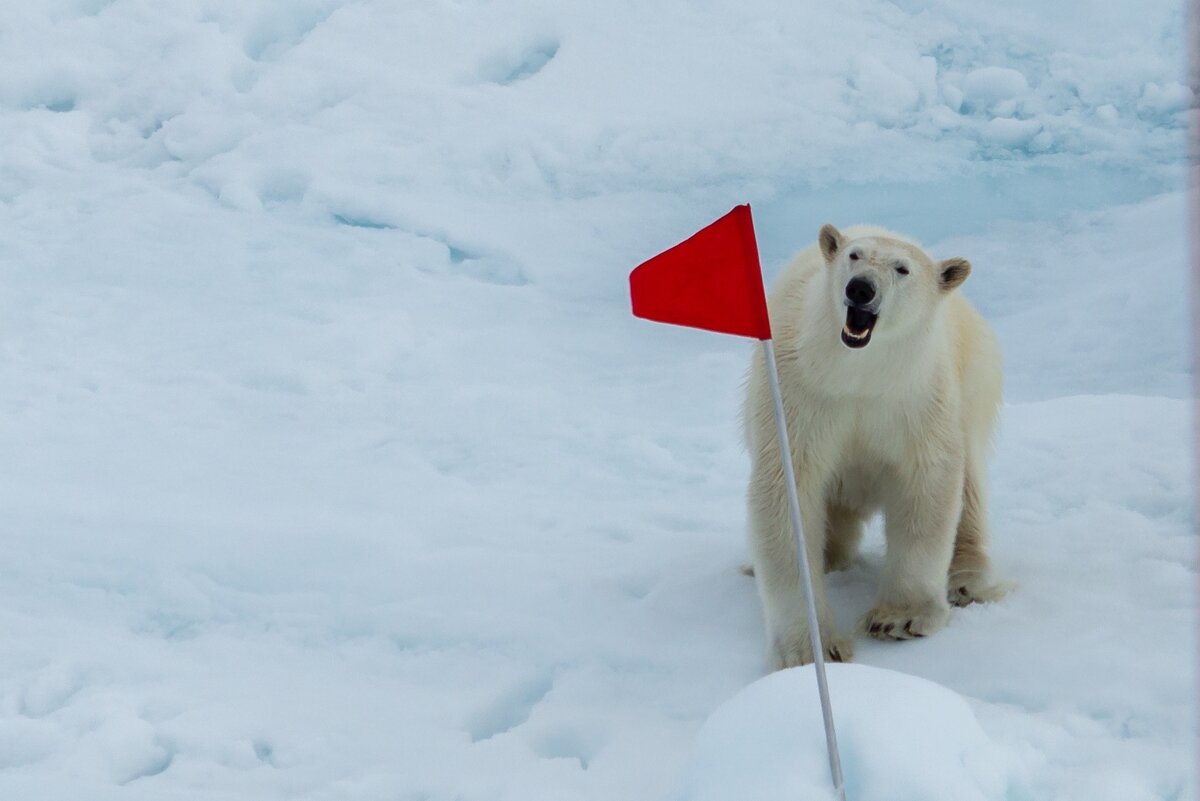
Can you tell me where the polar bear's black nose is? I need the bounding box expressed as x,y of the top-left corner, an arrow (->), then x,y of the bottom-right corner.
845,278 -> 876,307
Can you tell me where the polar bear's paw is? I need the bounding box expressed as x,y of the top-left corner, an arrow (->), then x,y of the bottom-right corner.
769,630 -> 854,670
862,600 -> 950,641
948,572 -> 1014,608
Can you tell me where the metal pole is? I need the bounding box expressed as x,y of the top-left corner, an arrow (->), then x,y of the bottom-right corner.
760,337 -> 846,801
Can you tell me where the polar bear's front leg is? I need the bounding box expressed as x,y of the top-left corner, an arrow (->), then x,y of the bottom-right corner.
865,458 -> 961,640
949,451 -> 1012,607
748,462 -> 854,669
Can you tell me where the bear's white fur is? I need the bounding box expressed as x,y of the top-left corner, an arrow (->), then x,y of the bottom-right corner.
744,224 -> 1007,670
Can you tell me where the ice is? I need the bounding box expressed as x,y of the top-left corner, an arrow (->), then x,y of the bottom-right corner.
982,116 -> 1043,148
1139,81 -> 1196,115
0,0 -> 1193,799
961,67 -> 1031,113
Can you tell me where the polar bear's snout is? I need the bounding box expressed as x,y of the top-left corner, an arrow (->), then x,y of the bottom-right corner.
842,277 -> 879,349
845,277 -> 876,307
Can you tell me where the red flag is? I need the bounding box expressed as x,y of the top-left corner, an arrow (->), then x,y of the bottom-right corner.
629,204 -> 772,340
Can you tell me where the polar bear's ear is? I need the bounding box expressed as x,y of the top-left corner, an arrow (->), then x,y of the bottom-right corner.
818,224 -> 843,263
938,257 -> 971,292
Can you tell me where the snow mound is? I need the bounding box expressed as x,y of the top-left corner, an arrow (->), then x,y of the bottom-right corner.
678,663 -> 1013,801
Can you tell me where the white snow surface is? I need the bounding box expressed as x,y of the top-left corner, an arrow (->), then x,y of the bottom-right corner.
680,663 -> 1012,801
0,1 -> 1194,800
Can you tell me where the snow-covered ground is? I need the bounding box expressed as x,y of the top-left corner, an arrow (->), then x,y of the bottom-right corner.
0,1 -> 1193,799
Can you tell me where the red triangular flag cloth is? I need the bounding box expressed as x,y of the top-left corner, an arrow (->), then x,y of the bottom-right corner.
629,204 -> 772,340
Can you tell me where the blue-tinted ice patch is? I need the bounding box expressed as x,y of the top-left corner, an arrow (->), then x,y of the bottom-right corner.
436,241 -> 529,286
258,168 -> 310,205
44,97 -> 76,113
447,244 -> 475,264
531,726 -> 599,769
466,671 -> 555,742
2,69 -> 81,114
332,213 -> 396,231
481,38 -> 560,85
753,163 -> 1178,274
455,255 -> 529,286
253,739 -> 275,765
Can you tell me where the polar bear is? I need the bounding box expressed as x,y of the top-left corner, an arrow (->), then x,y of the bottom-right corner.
744,223 -> 1007,670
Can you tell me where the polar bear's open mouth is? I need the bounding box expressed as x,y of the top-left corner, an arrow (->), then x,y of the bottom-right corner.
841,307 -> 877,349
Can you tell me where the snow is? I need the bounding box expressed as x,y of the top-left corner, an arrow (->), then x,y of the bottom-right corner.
961,67 -> 1031,113
679,663 -> 1013,801
0,1 -> 1193,800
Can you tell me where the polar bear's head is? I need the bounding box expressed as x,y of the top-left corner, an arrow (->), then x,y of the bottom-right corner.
818,224 -> 970,350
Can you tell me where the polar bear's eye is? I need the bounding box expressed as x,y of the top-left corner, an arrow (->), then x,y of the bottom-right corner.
848,251 -> 861,261
894,263 -> 910,276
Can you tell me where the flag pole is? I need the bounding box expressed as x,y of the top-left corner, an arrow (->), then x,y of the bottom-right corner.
760,337 -> 846,801
627,203 -> 844,798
